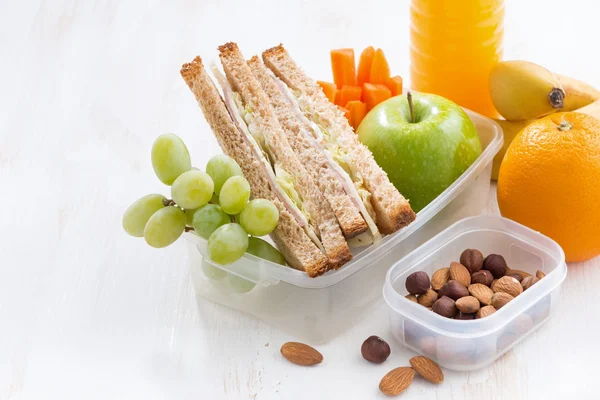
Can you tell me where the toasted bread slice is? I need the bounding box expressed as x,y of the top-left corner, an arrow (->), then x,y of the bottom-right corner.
180,56 -> 329,277
218,42 -> 351,269
262,45 -> 416,234
247,56 -> 368,239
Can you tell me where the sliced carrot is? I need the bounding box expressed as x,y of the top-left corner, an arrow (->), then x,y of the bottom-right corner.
317,81 -> 337,103
386,75 -> 403,96
335,89 -> 342,106
363,83 -> 392,111
346,100 -> 368,130
338,105 -> 351,121
340,85 -> 362,106
331,49 -> 357,88
369,49 -> 391,84
357,46 -> 375,86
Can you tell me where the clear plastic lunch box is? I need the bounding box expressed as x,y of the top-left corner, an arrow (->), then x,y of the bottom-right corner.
383,215 -> 567,371
186,109 -> 503,343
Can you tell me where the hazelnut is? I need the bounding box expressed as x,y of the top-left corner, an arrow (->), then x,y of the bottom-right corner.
438,280 -> 469,300
483,254 -> 508,278
455,311 -> 476,320
361,335 -> 391,364
432,296 -> 457,318
471,270 -> 494,286
460,249 -> 484,273
417,289 -> 438,308
406,271 -> 430,295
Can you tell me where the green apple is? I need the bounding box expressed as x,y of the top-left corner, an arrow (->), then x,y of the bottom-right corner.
357,92 -> 481,212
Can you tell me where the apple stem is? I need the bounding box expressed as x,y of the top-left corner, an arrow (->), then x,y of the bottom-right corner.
407,91 -> 415,123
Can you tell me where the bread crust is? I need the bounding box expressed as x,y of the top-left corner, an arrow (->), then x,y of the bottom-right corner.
248,56 -> 368,239
262,45 -> 416,234
218,43 -> 352,269
180,56 -> 329,276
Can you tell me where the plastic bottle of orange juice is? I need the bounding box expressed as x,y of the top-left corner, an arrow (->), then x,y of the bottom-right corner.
410,0 -> 504,117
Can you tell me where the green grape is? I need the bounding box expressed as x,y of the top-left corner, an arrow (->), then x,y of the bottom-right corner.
123,194 -> 167,237
246,237 -> 286,265
219,176 -> 250,215
228,274 -> 256,293
151,133 -> 192,185
201,259 -> 227,281
171,170 -> 214,209
143,206 -> 186,248
207,223 -> 249,264
192,204 -> 231,239
184,208 -> 197,226
206,154 -> 243,195
239,199 -> 279,236
209,193 -> 219,204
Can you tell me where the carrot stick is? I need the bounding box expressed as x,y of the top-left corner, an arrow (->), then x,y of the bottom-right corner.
363,83 -> 392,110
386,75 -> 403,96
369,49 -> 391,84
357,46 -> 375,86
317,81 -> 337,103
331,49 -> 357,88
346,100 -> 368,130
340,85 -> 362,106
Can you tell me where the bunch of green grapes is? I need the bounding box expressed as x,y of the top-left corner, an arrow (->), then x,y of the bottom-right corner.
122,134 -> 285,283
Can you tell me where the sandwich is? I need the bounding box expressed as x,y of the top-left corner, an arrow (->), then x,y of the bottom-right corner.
180,42 -> 415,277
181,45 -> 351,277
247,56 -> 373,240
261,44 -> 416,235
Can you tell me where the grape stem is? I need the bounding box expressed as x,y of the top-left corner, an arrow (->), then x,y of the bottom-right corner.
162,198 -> 177,207
185,226 -> 195,232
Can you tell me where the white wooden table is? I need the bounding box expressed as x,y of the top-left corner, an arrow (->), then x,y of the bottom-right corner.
2,1 -> 599,398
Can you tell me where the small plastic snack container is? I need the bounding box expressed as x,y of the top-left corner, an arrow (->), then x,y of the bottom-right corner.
187,109 -> 503,344
383,215 -> 567,371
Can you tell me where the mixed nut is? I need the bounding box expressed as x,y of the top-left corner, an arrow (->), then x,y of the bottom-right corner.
281,335 -> 445,397
405,249 -> 546,320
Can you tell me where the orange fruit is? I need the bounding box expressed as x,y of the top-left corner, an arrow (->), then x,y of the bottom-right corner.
498,112 -> 600,262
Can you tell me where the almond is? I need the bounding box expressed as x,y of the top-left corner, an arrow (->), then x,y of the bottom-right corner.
468,283 -> 494,305
455,296 -> 480,314
506,268 -> 532,280
491,292 -> 514,309
431,267 -> 450,291
379,367 -> 414,396
449,262 -> 471,287
522,276 -> 540,290
476,305 -> 497,319
536,269 -> 546,279
280,342 -> 323,366
405,294 -> 418,303
417,289 -> 438,308
409,355 -> 444,384
493,276 -> 523,297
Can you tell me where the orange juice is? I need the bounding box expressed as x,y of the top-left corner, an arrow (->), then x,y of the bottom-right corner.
410,0 -> 504,117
